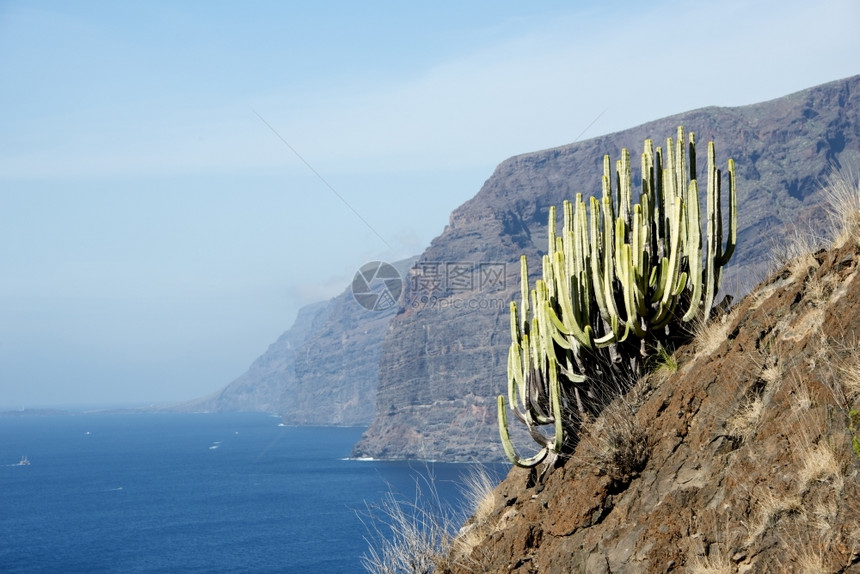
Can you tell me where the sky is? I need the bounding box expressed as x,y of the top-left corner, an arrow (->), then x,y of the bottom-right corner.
1,0 -> 859,410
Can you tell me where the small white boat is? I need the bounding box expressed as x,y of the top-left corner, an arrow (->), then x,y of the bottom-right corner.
15,456 -> 30,466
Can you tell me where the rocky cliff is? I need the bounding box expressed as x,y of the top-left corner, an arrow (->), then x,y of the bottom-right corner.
178,258 -> 416,426
176,300 -> 330,414
285,259 -> 414,425
352,74 -> 860,462
441,214 -> 860,573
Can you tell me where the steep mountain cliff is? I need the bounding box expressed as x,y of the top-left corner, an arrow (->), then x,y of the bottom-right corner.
352,75 -> 860,462
440,215 -> 860,573
179,258 -> 416,426
177,300 -> 330,414
285,261 -> 413,425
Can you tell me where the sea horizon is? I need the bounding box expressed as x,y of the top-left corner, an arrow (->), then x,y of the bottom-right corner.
0,411 -> 505,573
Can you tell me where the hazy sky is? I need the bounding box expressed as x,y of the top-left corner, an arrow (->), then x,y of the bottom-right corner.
1,1 -> 858,409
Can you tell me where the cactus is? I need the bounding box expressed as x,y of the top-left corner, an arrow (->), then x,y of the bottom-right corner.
499,127 -> 737,468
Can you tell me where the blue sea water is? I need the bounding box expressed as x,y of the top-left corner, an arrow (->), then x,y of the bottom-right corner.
0,413 -> 505,573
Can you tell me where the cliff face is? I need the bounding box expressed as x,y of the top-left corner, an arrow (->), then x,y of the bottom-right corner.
284,259 -> 417,425
177,300 -> 330,414
352,75 -> 860,462
442,232 -> 860,573
179,258 -> 416,426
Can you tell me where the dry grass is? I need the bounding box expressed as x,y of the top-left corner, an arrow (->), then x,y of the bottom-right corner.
745,487 -> 803,543
804,270 -> 828,307
769,226 -> 823,283
811,333 -> 860,411
782,543 -> 830,574
688,553 -> 734,574
686,517 -> 744,574
794,550 -> 829,574
740,373 -> 853,565
789,374 -> 814,415
837,356 -> 860,404
747,360 -> 856,570
361,466 -> 501,574
725,352 -> 781,441
786,377 -> 847,493
686,524 -> 737,574
690,313 -> 733,356
447,466 -> 499,568
576,395 -> 649,481
759,358 -> 783,387
726,395 -> 764,442
459,467 -> 496,526
776,524 -> 835,574
809,498 -> 838,536
822,167 -> 860,248
796,439 -> 845,493
361,487 -> 454,574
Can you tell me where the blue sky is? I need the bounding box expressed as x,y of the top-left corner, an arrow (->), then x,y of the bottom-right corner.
1,0 -> 859,409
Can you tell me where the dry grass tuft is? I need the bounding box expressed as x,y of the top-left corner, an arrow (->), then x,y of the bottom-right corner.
776,524 -> 835,574
769,227 -> 823,283
690,314 -> 733,357
361,466 -> 501,574
810,333 -> 860,411
782,542 -> 830,574
726,395 -> 764,442
784,371 -> 849,492
794,550 -> 829,574
804,271 -> 828,308
724,350 -> 782,441
838,359 -> 860,404
688,554 -> 735,574
361,487 -> 453,574
760,359 -> 783,387
459,467 -> 496,527
686,516 -> 745,574
447,466 -> 499,568
822,167 -> 860,248
796,439 -> 845,493
789,375 -> 814,415
809,498 -> 838,536
786,385 -> 847,494
746,487 -> 803,543
577,395 -> 649,482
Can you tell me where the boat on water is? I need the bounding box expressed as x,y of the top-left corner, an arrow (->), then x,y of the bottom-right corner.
15,456 -> 30,466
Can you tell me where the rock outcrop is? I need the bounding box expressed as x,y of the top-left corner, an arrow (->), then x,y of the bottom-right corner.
442,231 -> 860,573
352,74 -> 860,462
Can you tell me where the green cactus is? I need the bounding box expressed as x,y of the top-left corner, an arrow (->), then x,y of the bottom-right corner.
498,127 -> 737,468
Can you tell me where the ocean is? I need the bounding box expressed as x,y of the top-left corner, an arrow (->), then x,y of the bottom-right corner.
0,413 -> 505,573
